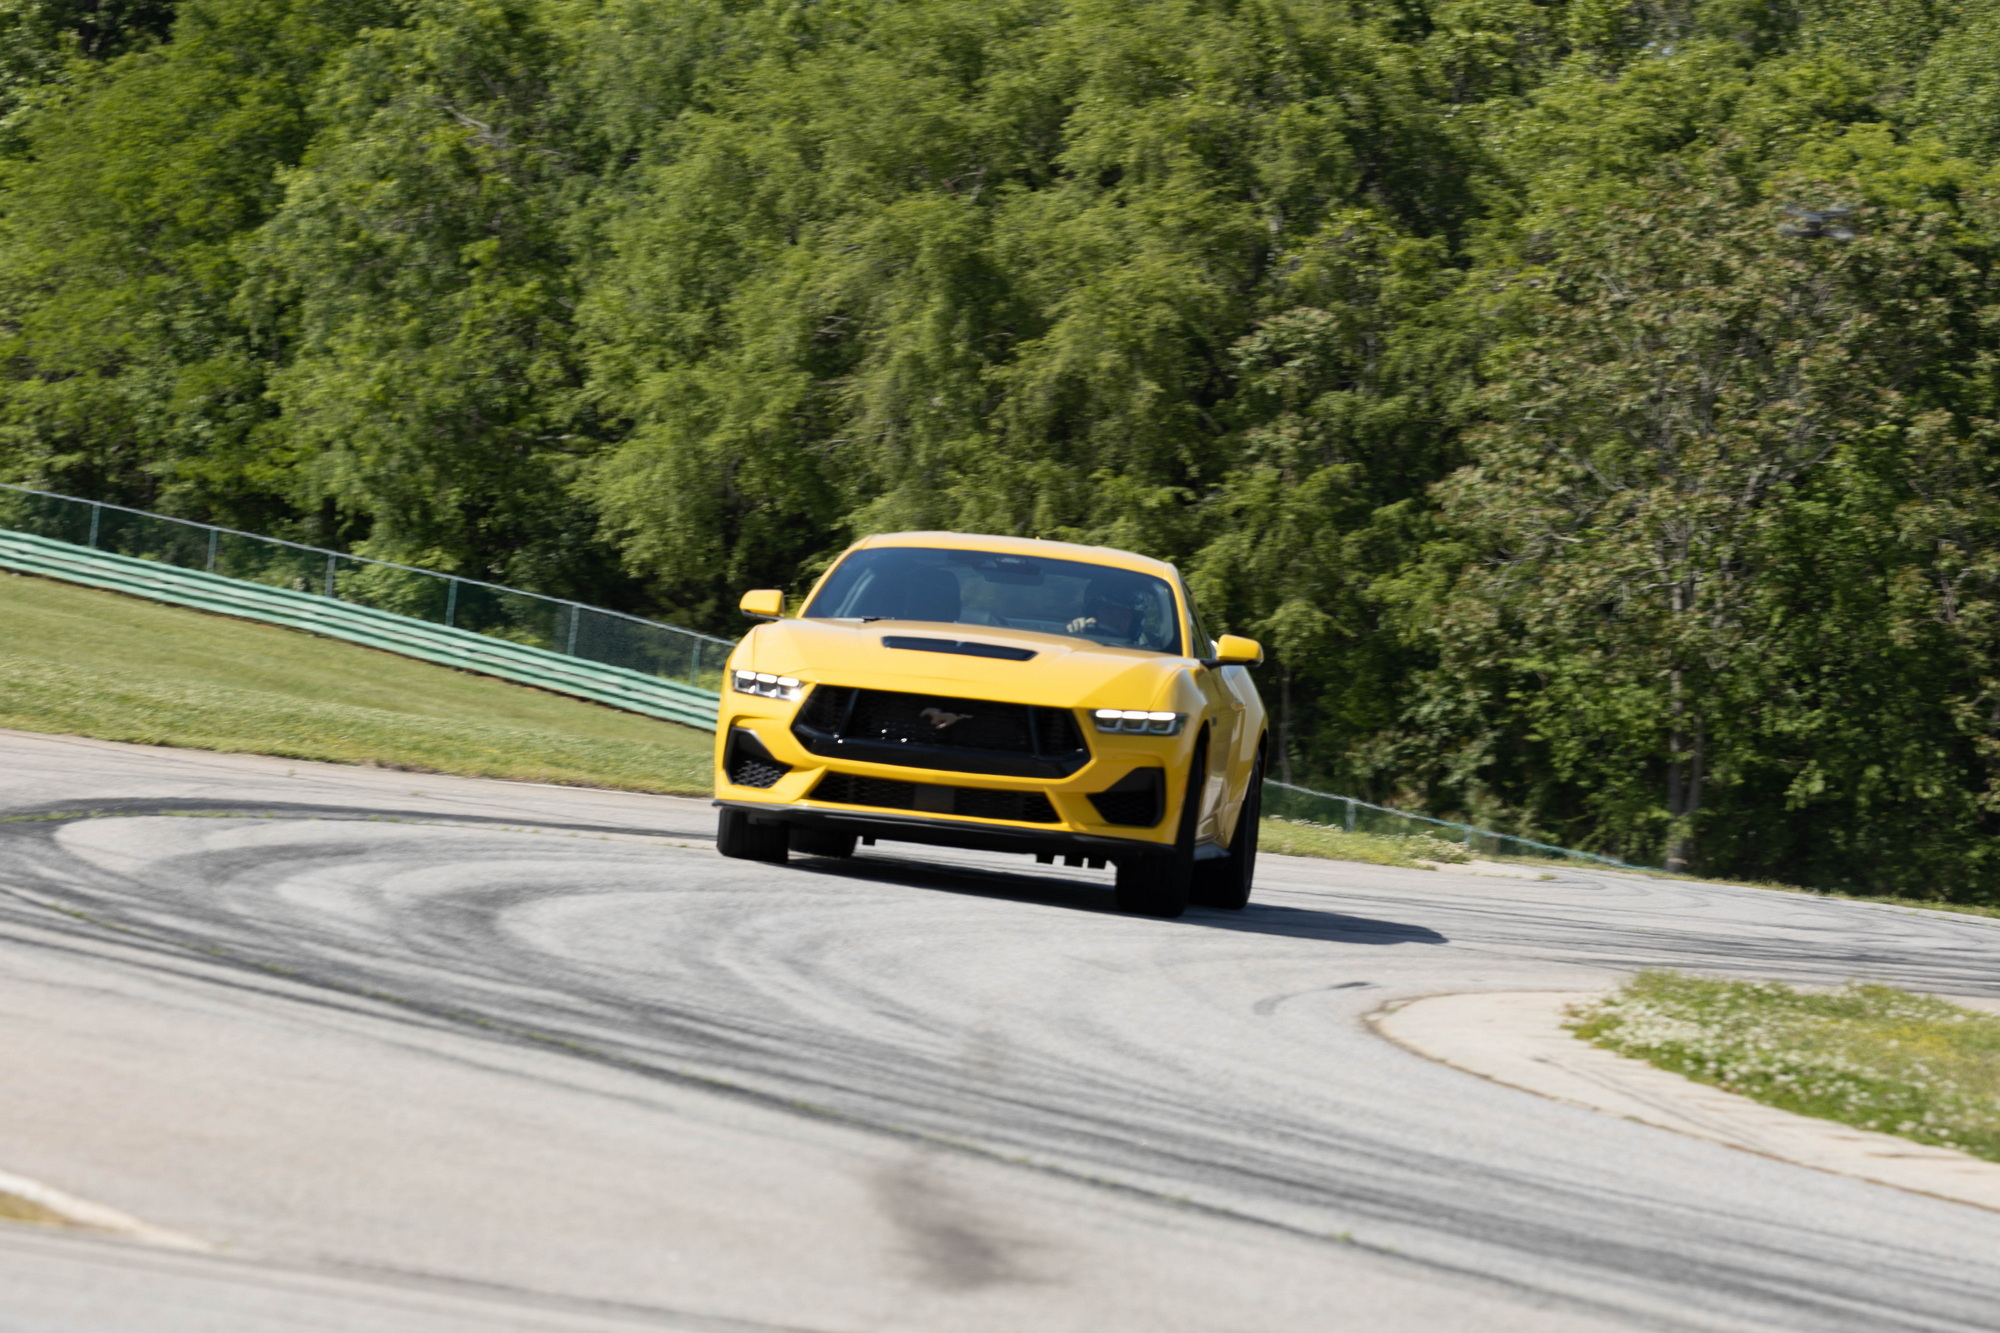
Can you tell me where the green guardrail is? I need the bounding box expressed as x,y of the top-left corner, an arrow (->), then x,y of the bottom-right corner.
0,529 -> 724,731
0,480 -> 733,699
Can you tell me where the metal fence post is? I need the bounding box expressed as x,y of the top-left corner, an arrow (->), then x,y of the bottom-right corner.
566,604 -> 581,655
444,578 -> 458,628
324,553 -> 336,599
87,503 -> 100,549
1345,798 -> 1356,833
206,528 -> 218,573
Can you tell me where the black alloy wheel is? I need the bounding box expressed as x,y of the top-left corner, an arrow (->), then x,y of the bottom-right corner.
1114,732 -> 1205,918
717,807 -> 790,862
1191,752 -> 1261,910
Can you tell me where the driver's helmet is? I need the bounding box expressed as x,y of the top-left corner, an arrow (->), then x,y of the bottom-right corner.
1082,576 -> 1148,638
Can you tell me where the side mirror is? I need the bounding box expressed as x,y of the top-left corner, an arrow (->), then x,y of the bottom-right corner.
1210,634 -> 1263,667
739,589 -> 784,621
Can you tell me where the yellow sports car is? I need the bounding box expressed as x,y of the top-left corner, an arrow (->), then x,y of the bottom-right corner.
713,532 -> 1267,916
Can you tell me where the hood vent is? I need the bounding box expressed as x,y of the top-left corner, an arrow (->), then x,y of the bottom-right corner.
881,635 -> 1037,662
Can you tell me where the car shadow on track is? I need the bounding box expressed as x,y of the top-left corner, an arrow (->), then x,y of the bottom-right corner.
1188,903 -> 1447,945
795,854 -> 1448,946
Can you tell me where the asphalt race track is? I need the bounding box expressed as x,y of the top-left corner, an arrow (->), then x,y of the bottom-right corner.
3,729 -> 1999,1332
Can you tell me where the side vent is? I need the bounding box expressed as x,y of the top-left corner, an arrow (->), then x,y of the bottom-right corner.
1088,767 -> 1165,827
725,728 -> 791,789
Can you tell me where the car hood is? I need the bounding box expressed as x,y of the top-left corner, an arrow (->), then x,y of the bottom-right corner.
740,618 -> 1196,710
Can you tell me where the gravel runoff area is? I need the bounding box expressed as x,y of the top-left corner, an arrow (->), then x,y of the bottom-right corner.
4,729 -> 2000,1332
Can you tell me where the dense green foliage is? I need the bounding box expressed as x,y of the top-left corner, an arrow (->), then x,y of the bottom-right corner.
7,0 -> 2000,896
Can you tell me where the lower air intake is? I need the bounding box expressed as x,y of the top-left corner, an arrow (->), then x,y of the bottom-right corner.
813,773 -> 1060,824
1088,767 -> 1165,827
725,729 -> 791,789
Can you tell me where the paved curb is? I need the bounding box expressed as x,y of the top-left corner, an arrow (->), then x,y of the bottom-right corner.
0,1169 -> 209,1249
1370,990 -> 2000,1214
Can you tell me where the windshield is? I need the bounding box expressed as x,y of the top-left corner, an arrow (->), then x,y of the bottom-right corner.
804,547 -> 1185,655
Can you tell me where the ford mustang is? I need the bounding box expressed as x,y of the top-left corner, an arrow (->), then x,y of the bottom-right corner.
712,533 -> 1267,917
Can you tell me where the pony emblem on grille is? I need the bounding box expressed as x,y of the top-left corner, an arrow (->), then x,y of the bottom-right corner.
919,707 -> 973,730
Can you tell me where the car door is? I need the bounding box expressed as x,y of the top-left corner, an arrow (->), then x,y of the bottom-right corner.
1181,581 -> 1243,845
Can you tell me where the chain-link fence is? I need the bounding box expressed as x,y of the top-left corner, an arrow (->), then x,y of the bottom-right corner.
1263,779 -> 1645,870
0,483 -> 732,693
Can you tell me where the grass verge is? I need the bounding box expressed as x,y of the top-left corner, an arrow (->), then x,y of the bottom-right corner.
0,571 -> 713,795
0,1190 -> 70,1227
1267,815 -> 2000,913
1258,817 -> 1474,868
1571,971 -> 2000,1162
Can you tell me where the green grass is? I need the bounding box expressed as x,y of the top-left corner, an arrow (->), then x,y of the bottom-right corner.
1258,817 -> 1473,868
1572,971 -> 2000,1162
0,571 -> 714,794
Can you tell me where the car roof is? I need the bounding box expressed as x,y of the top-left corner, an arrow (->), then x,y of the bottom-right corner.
849,531 -> 1181,581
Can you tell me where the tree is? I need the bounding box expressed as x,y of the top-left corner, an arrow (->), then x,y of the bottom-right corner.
0,0 -> 180,148
0,0 -> 394,528
577,0 -> 1490,618
245,0 -> 608,588
1187,212 -> 1469,792
1420,162 -> 2000,883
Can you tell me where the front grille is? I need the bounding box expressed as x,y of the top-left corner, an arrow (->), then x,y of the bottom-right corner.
725,728 -> 791,789
812,773 -> 1060,824
795,685 -> 853,733
849,689 -> 1034,752
1034,707 -> 1085,755
793,685 -> 1089,778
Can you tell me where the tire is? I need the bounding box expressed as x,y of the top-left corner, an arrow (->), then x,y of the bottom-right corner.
1191,753 -> 1261,910
791,827 -> 857,859
717,807 -> 790,863
1114,734 -> 1204,918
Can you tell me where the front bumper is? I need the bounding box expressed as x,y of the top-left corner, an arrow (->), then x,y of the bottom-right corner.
715,691 -> 1194,856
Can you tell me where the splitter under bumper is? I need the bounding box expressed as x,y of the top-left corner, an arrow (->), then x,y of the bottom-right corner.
712,799 -> 1174,865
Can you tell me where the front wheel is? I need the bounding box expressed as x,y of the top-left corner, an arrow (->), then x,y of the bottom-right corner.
1114,735 -> 1204,918
717,807 -> 790,863
1191,753 -> 1261,910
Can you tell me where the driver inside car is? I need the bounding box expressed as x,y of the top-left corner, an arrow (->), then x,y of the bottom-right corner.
1066,580 -> 1147,644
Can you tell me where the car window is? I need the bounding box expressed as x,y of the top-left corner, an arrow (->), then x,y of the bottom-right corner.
804,546 -> 1185,655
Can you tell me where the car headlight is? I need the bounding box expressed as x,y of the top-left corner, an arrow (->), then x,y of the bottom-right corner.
1093,709 -> 1186,736
733,670 -> 803,702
